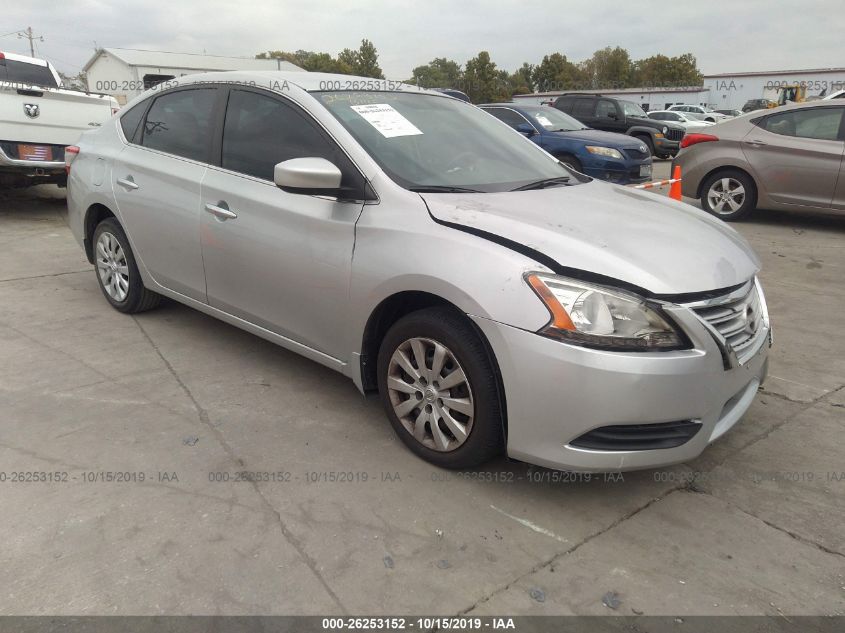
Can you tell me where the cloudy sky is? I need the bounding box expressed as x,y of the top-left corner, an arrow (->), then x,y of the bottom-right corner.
2,0 -> 842,78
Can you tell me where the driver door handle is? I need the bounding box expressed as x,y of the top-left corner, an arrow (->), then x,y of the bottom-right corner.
116,177 -> 139,191
744,139 -> 767,147
204,202 -> 238,220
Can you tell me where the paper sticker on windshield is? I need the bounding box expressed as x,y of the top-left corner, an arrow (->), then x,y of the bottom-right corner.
534,115 -> 553,127
351,104 -> 423,138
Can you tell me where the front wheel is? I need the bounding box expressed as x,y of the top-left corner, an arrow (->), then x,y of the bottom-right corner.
700,170 -> 757,221
377,307 -> 504,469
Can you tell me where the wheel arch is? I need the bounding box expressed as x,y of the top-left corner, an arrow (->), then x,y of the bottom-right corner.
83,203 -> 117,264
359,290 -> 509,441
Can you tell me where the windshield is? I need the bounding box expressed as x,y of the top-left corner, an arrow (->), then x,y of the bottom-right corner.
518,106 -> 587,131
316,91 -> 575,192
620,100 -> 647,117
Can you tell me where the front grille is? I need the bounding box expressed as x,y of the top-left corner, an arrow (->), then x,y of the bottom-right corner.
623,148 -> 649,160
570,420 -> 702,451
665,128 -> 685,142
689,281 -> 765,363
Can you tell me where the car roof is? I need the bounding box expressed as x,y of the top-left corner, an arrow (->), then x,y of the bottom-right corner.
152,70 -> 438,96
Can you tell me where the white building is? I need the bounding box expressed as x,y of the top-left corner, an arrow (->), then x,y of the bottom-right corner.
83,48 -> 303,104
703,68 -> 845,110
512,86 -> 710,112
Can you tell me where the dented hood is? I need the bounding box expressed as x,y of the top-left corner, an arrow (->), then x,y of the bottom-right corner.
421,182 -> 759,296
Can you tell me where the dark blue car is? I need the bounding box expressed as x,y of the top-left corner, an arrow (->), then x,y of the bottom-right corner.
480,103 -> 653,184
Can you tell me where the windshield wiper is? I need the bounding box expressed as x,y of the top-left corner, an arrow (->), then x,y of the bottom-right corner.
511,176 -> 571,191
409,185 -> 483,193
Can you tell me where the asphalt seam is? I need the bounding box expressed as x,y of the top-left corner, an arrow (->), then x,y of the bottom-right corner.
452,485 -> 686,618
0,269 -> 90,284
685,488 -> 845,560
131,315 -> 349,615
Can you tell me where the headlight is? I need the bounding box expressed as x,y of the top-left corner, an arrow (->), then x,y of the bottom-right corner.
585,146 -> 623,159
526,273 -> 687,351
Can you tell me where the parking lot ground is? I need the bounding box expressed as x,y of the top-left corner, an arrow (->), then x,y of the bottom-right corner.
1,184 -> 843,616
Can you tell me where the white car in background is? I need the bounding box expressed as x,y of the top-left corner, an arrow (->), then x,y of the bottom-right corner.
648,110 -> 715,130
0,50 -> 118,188
823,89 -> 845,100
667,104 -> 729,122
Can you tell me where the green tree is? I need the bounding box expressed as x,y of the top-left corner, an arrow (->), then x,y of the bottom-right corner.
632,53 -> 702,87
257,40 -> 383,77
463,51 -> 509,103
532,53 -> 585,93
581,46 -> 634,89
407,57 -> 463,89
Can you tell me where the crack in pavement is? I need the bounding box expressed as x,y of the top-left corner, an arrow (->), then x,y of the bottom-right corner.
131,315 -> 348,614
0,269 -> 90,284
453,486 -> 686,618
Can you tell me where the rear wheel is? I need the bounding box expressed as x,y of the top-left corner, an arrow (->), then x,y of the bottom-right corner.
377,307 -> 504,469
700,170 -> 757,221
93,218 -> 161,313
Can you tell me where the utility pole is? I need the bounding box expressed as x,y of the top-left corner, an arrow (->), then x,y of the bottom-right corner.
18,27 -> 44,57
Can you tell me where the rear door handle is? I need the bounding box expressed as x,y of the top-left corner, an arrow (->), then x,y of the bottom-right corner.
204,202 -> 238,220
117,177 -> 139,191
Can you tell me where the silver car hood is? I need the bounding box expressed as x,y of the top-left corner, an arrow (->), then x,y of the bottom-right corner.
422,182 -> 759,296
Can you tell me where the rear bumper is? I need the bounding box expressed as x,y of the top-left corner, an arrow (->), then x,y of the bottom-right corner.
472,304 -> 771,472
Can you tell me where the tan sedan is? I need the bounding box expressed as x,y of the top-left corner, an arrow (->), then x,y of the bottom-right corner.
673,101 -> 845,220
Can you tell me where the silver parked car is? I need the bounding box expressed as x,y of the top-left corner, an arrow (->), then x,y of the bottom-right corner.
674,101 -> 845,221
66,71 -> 771,472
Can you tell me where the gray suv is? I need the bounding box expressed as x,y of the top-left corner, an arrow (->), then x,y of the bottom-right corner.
66,71 -> 771,472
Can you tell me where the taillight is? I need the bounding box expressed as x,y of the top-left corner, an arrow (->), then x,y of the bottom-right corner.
65,146 -> 80,174
680,133 -> 719,149
111,107 -> 120,116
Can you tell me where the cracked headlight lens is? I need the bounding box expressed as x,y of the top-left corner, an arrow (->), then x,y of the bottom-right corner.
526,273 -> 687,351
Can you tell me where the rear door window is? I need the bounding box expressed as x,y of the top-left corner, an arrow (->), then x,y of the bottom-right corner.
572,98 -> 594,118
484,108 -> 530,130
140,89 -> 217,162
762,107 -> 844,140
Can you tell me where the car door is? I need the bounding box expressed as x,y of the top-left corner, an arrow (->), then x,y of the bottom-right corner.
743,105 -> 845,208
199,88 -> 370,358
595,99 -> 626,133
111,87 -> 219,302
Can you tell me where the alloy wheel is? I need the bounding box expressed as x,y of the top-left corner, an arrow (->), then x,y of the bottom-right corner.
386,337 -> 474,452
707,177 -> 746,215
96,231 -> 130,302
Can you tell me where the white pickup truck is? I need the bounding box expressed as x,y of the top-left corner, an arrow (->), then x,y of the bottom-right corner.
1,50 -> 118,188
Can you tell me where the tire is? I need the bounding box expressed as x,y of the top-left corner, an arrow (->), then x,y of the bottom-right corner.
700,169 -> 757,221
92,218 -> 162,313
558,154 -> 583,173
377,307 -> 504,469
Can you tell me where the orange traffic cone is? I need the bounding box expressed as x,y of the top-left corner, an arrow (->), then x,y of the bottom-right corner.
669,165 -> 682,201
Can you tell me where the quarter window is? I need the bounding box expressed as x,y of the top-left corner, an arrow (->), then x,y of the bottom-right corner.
141,89 -> 217,162
762,107 -> 843,140
119,101 -> 147,143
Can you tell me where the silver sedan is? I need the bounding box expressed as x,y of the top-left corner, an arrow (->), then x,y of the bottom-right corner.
66,71 -> 771,472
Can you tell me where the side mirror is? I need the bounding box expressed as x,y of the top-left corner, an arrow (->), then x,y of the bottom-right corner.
274,157 -> 343,196
516,123 -> 536,137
